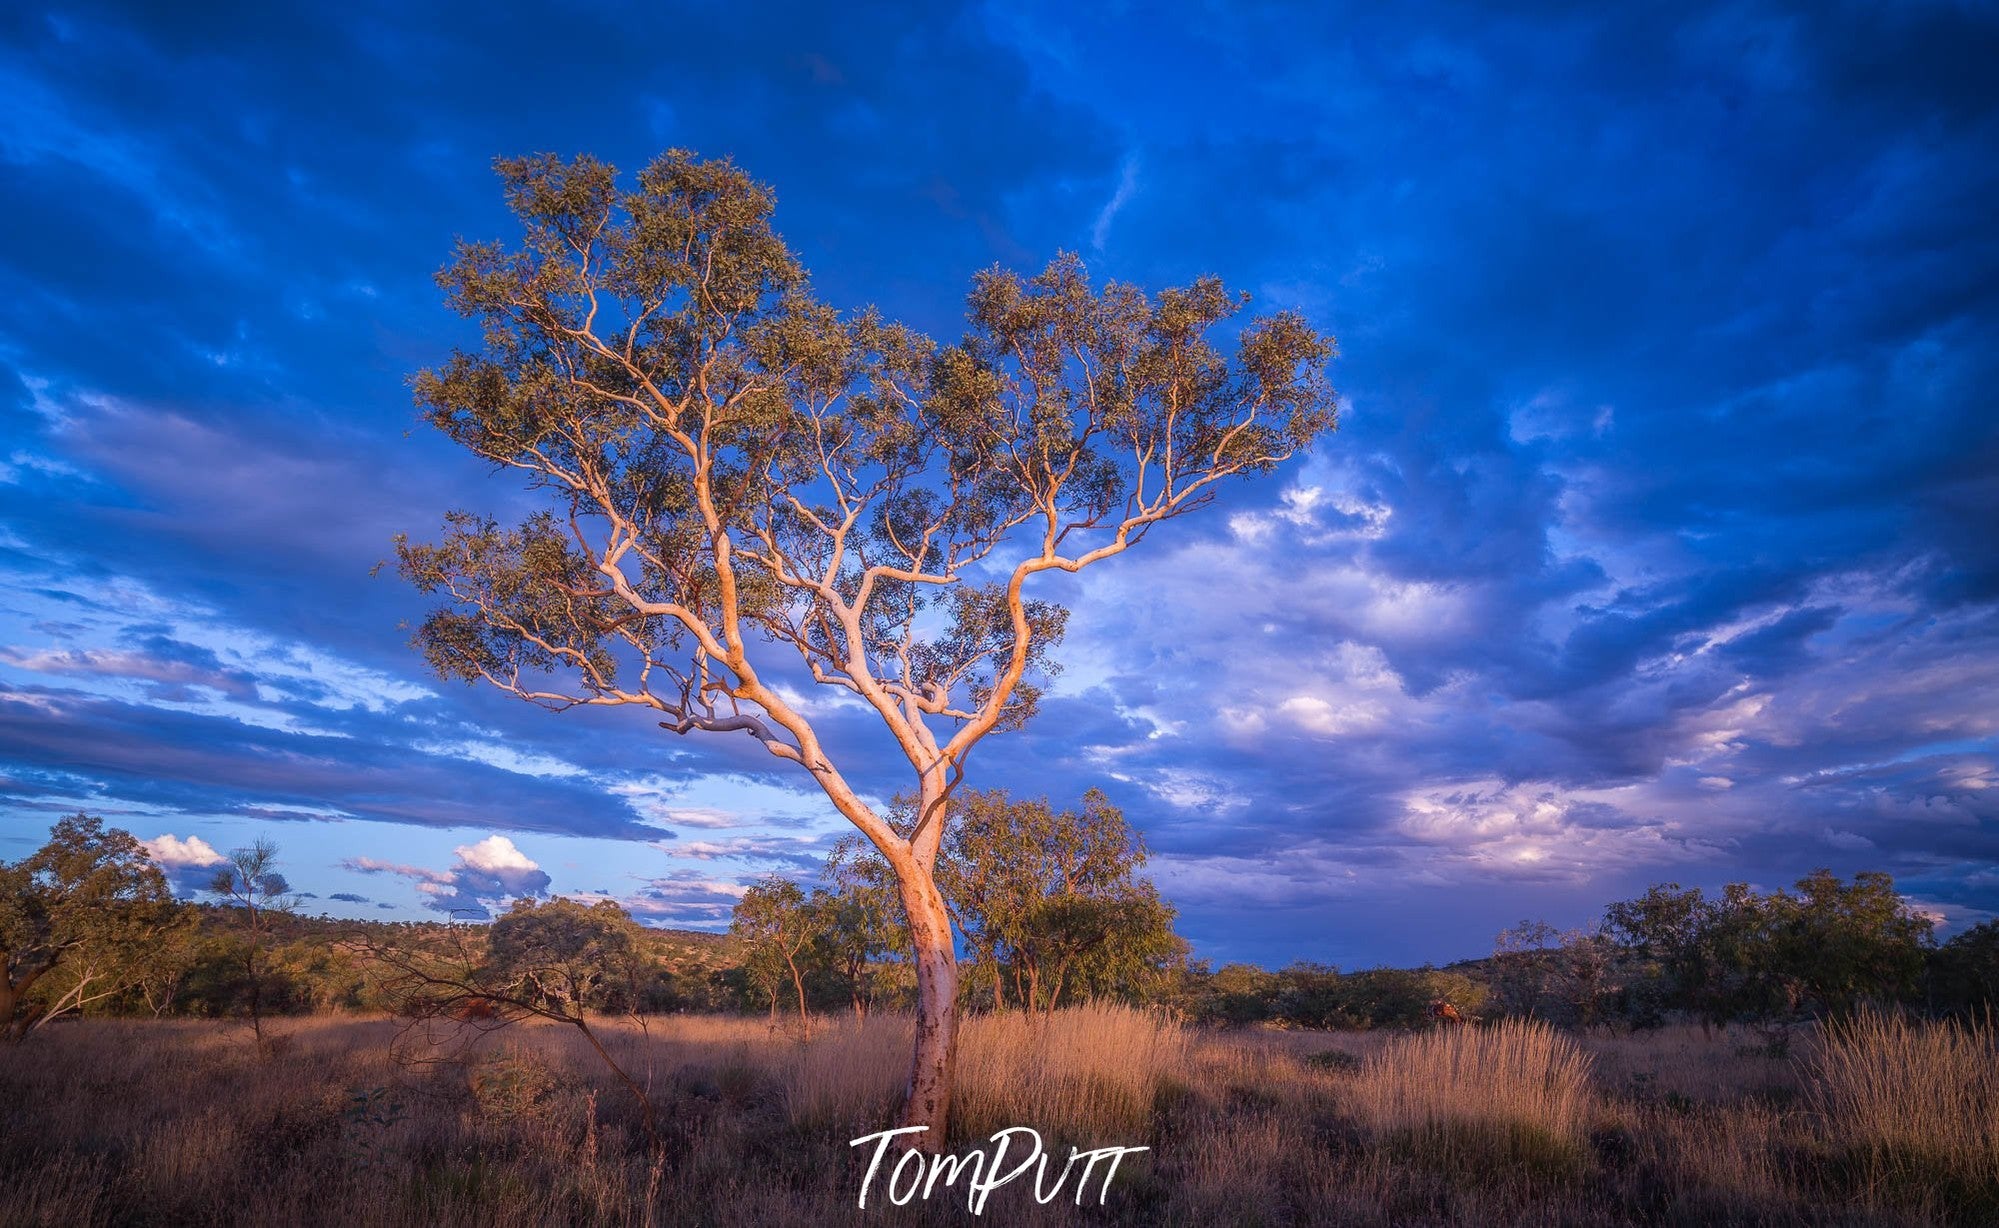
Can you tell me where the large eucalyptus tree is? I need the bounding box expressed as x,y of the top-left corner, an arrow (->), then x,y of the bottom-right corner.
398,150 -> 1337,1143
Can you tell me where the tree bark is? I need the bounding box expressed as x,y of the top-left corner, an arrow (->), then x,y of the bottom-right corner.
892,855 -> 958,1151
785,951 -> 812,1040
1,965 -> 48,1044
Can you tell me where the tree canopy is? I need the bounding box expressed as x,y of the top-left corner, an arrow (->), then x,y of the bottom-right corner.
1,814 -> 174,1042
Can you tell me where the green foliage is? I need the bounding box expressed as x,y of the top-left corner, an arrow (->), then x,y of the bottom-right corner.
482,896 -> 646,1017
1,813 -> 175,1041
396,149 -> 1336,753
925,788 -> 1186,1011
729,876 -> 826,1031
1487,920 -> 1618,1026
208,837 -> 300,1046
1197,962 -> 1278,1025
1603,870 -> 1935,1027
809,844 -> 910,1018
1928,920 -> 1999,1017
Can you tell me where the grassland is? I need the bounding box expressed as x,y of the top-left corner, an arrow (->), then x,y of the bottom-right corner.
2,1006 -> 1993,1226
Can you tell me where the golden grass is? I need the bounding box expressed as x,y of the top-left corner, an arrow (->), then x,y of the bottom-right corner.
5,1010 -> 1996,1225
781,1013 -> 911,1130
955,1001 -> 1188,1141
1809,1008 -> 1999,1191
1343,1019 -> 1596,1170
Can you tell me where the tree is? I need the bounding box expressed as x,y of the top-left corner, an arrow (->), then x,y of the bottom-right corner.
934,788 -> 1180,1012
365,896 -> 660,1148
814,842 -> 909,1019
1602,871 -> 1934,1030
1,814 -> 175,1042
397,150 -> 1337,1142
729,876 -> 825,1037
1929,920 -> 1999,1017
210,837 -> 297,1049
1490,919 -> 1617,1027
1759,869 -> 1933,1015
134,907 -> 201,1017
1602,882 -> 1758,1032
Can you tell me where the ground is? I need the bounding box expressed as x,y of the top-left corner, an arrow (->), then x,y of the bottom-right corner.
2,1008 -> 1992,1226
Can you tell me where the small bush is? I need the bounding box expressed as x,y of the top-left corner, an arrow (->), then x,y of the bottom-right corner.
469,1045 -> 558,1121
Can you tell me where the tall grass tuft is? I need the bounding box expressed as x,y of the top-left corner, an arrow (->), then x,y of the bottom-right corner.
1345,1018 -> 1596,1173
954,1002 -> 1188,1142
1809,1007 -> 1999,1203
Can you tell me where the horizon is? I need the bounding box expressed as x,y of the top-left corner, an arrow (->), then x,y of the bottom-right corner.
2,1 -> 1996,969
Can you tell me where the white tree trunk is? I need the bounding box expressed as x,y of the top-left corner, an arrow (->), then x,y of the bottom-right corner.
893,858 -> 958,1149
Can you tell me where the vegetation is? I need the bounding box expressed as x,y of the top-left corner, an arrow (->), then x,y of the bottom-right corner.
209,836 -> 299,1050
394,148 -> 1339,1141
729,876 -> 825,1035
6,1008 -> 1998,1225
0,814 -> 174,1042
5,811 -> 1999,1221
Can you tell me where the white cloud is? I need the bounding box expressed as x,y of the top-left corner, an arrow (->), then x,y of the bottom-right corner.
413,739 -> 590,780
1279,693 -> 1387,737
1090,152 -> 1141,252
343,836 -> 552,919
143,833 -> 226,867
454,834 -> 539,877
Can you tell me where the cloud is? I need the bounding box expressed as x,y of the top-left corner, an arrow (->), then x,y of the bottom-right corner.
655,833 -> 830,873
452,835 -> 551,895
142,832 -> 225,867
0,0 -> 1995,965
343,835 -> 552,919
1090,152 -> 1140,252
141,831 -> 233,895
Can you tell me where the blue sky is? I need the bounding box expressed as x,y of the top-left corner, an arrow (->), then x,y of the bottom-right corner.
2,0 -> 1995,967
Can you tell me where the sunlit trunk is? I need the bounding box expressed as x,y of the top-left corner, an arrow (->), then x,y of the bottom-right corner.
894,862 -> 958,1150
890,780 -> 958,1151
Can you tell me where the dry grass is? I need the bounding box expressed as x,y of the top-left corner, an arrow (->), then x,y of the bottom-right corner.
1808,1008 -> 1999,1215
956,1002 -> 1188,1141
3,1010 -> 1996,1225
1342,1020 -> 1596,1175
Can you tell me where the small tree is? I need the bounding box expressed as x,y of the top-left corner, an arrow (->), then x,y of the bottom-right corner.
1760,869 -> 1934,1015
1490,920 -> 1617,1027
818,839 -> 910,1019
936,788 -> 1177,1012
365,896 -> 660,1147
1929,920 -> 1999,1017
210,837 -> 297,1048
730,876 -> 824,1037
1,814 -> 175,1041
134,908 -> 201,1018
397,151 -> 1337,1141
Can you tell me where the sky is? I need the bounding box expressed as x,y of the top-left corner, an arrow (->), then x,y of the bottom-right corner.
1,0 -> 1995,968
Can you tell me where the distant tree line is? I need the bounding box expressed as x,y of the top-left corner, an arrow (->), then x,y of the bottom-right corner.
6,810 -> 1998,1043
727,788 -> 1186,1029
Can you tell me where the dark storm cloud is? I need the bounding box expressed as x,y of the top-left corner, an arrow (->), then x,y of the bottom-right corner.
1,0 -> 1995,963
0,685 -> 665,841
